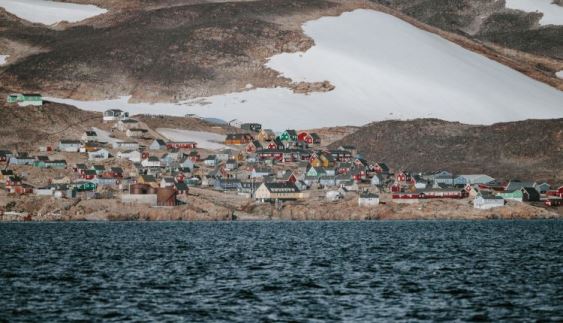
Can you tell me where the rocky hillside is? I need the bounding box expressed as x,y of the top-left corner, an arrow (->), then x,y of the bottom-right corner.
0,0 -> 561,103
330,119 -> 563,182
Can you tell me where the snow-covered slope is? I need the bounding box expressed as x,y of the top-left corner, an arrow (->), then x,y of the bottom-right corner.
47,9 -> 563,130
505,0 -> 563,25
0,0 -> 107,25
157,129 -> 229,150
0,55 -> 8,65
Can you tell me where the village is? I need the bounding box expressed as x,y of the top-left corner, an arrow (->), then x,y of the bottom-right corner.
1,94 -> 562,220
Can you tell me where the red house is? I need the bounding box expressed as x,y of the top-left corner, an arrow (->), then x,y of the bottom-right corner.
166,142 -> 197,150
547,186 -> 563,198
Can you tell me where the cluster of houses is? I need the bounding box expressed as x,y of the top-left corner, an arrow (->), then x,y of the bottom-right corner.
1,104 -> 562,212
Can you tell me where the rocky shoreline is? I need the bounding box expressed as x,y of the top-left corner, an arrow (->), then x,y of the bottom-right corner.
1,190 -> 560,222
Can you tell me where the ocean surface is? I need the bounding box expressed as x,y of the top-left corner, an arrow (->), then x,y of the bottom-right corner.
1,221 -> 562,322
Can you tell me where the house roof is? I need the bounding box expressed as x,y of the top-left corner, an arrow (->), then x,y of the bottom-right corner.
263,182 -> 300,193
59,139 -> 81,145
84,131 -> 97,136
360,192 -> 379,199
140,175 -> 156,182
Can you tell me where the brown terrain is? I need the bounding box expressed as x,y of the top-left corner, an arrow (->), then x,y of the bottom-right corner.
331,118 -> 563,184
0,0 -> 561,104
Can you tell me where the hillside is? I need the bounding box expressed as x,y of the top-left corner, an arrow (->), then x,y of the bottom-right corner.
330,118 -> 563,182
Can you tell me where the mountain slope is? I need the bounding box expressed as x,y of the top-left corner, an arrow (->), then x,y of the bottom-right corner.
330,118 -> 563,182
47,9 -> 563,129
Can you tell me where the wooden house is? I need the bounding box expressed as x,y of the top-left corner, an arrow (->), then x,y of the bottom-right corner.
254,182 -> 304,201
474,192 -> 505,209
358,192 -> 379,207
167,142 -> 197,150
58,139 -> 81,152
257,129 -> 276,142
81,130 -> 98,142
224,133 -> 253,145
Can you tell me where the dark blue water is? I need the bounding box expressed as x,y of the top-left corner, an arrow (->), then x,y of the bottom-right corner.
1,221 -> 562,322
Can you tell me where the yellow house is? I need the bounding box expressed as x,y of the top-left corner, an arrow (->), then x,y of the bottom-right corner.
254,182 -> 307,201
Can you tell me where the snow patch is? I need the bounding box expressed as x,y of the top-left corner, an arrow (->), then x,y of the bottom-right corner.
0,55 -> 8,65
505,0 -> 563,25
556,71 -> 563,79
157,128 -> 229,150
47,9 -> 563,130
0,0 -> 107,25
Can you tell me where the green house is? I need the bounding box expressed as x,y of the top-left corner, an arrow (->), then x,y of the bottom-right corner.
74,182 -> 97,192
7,93 -> 43,106
278,130 -> 297,142
33,160 -> 67,169
497,190 -> 523,202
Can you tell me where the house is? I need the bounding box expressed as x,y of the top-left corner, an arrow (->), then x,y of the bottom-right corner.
241,123 -> 262,133
33,160 -> 67,169
186,150 -> 200,162
160,177 -> 176,188
246,140 -> 263,153
326,190 -> 344,202
251,167 -> 273,178
91,165 -> 106,175
58,139 -> 82,152
115,119 -> 140,132
496,190 -> 523,202
137,174 -> 158,187
141,156 -> 161,168
203,155 -> 218,167
306,166 -> 326,178
109,167 -> 124,178
103,109 -> 129,122
166,142 -> 197,150
278,130 -> 298,143
92,177 -> 119,188
430,170 -> 454,186
81,170 -> 97,180
225,159 -> 238,171
474,192 -> 505,209
81,130 -> 98,142
547,186 -> 563,199
224,133 -> 253,145
254,182 -> 304,201
117,150 -> 142,163
126,128 -> 148,138
214,178 -> 242,191
337,145 -> 357,156
534,182 -> 551,194
81,141 -> 101,152
358,191 -> 379,207
88,149 -> 110,161
73,181 -> 97,192
6,93 -> 42,106
9,153 -> 35,165
521,187 -> 540,202
297,131 -> 312,143
279,170 -> 297,184
0,170 -> 14,183
393,188 -> 467,200
0,150 -> 13,162
370,174 -> 384,186
216,148 -> 235,161
454,175 -> 495,186
178,158 -> 194,172
373,162 -> 390,175
257,129 -> 276,142
319,176 -> 337,187
504,180 -> 536,192
149,139 -> 167,150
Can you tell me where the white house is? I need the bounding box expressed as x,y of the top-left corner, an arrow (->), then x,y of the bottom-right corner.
88,149 -> 110,161
474,193 -> 505,210
370,174 -> 383,186
149,139 -> 167,150
141,156 -> 161,168
112,141 -> 140,150
7,93 -> 43,107
117,150 -> 141,163
103,109 -> 129,122
358,192 -> 379,207
160,177 -> 175,188
58,140 -> 82,152
203,155 -> 218,167
454,174 -> 495,186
